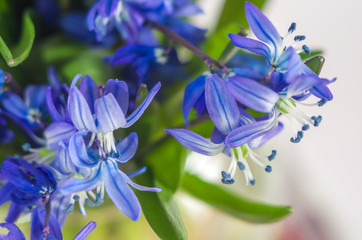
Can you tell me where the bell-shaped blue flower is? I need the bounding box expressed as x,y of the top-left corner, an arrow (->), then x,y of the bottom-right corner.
167,74 -> 283,186
228,2 -> 310,73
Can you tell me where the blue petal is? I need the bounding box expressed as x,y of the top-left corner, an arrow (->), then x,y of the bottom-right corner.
60,167 -> 102,194
245,1 -> 282,62
238,107 -> 256,125
0,222 -> 26,240
104,79 -> 129,114
102,159 -> 141,221
95,94 -> 126,133
51,193 -> 72,227
80,75 -> 99,114
55,141 -> 77,175
119,170 -> 161,192
69,133 -> 99,168
310,82 -> 333,101
165,128 -> 224,156
182,75 -> 206,126
125,82 -> 161,127
24,85 -> 48,111
205,74 -> 240,135
287,75 -> 319,98
46,87 -> 63,122
277,47 -> 303,78
249,121 -> 284,149
68,87 -> 98,132
1,92 -> 28,120
226,76 -> 279,113
0,183 -> 13,206
228,34 -> 271,60
47,66 -> 61,92
126,166 -> 147,178
31,208 -> 43,240
115,133 -> 138,163
210,127 -> 225,144
225,111 -> 278,148
6,203 -> 24,223
73,221 -> 97,240
173,3 -> 203,17
44,122 -> 77,149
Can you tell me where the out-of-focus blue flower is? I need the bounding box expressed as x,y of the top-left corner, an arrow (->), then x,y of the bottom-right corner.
0,115 -> 14,144
87,0 -> 205,44
0,157 -> 56,209
229,2 -> 309,74
167,74 -> 282,185
106,44 -> 168,83
0,221 -> 96,240
1,85 -> 48,131
59,132 -> 161,221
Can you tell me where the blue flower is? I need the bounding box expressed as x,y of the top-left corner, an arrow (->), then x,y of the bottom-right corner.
1,85 -> 48,131
86,0 -> 205,44
167,74 -> 283,185
44,74 -> 161,151
59,132 -> 161,221
223,56 -> 334,143
106,44 -> 168,83
0,221 -> 96,240
228,2 -> 310,73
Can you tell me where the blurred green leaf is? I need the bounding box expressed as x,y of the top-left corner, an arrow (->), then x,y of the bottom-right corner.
0,11 -> 35,67
146,138 -> 187,196
61,51 -> 113,84
215,0 -> 266,32
205,24 -> 241,59
135,171 -> 188,240
305,56 -> 325,76
182,172 -> 293,223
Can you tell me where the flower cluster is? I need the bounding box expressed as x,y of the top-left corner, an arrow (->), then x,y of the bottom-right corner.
0,68 -> 161,238
168,2 -> 334,185
0,0 -> 336,238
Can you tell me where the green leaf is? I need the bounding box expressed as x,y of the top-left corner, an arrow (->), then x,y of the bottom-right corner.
135,171 -> 188,240
146,138 -> 187,195
299,50 -> 323,61
215,0 -> 266,32
0,11 -> 35,67
182,172 -> 293,223
304,56 -> 325,76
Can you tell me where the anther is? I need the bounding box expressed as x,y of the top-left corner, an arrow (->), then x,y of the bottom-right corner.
73,195 -> 80,201
22,143 -> 31,152
221,178 -> 235,184
318,98 -> 328,107
221,171 -> 230,179
290,136 -> 301,143
85,199 -> 95,207
294,35 -> 306,42
288,22 -> 296,33
237,162 -> 245,170
265,165 -> 272,173
250,179 -> 256,186
66,203 -> 74,213
302,45 -> 311,55
312,115 -> 322,126
302,124 -> 310,131
298,131 -> 304,138
268,150 -> 277,161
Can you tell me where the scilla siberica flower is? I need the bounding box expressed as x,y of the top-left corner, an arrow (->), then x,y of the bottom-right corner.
43,74 -> 162,221
166,74 -> 283,185
224,49 -> 334,144
228,1 -> 310,74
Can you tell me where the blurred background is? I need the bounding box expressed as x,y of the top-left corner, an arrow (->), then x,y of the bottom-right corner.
1,0 -> 361,239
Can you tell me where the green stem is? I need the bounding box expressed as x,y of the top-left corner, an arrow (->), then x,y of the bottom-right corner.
147,20 -> 227,72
